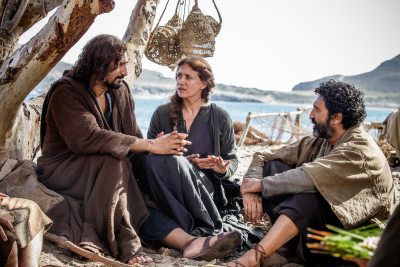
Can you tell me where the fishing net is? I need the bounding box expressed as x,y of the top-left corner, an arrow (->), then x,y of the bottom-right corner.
237,107 -> 388,147
237,107 -> 313,146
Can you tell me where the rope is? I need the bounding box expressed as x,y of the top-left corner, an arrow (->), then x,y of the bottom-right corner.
152,0 -> 170,31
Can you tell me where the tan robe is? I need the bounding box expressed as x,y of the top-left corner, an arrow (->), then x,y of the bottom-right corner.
383,109 -> 400,157
37,73 -> 149,262
249,125 -> 394,229
0,196 -> 52,248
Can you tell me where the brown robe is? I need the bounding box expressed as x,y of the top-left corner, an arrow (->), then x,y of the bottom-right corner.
37,73 -> 149,263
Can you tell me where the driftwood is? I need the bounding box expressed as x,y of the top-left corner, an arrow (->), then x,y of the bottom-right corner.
44,232 -> 140,267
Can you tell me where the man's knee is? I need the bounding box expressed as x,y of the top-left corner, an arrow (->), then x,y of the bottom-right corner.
263,160 -> 291,177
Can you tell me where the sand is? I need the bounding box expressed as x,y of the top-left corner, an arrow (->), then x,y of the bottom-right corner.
39,144 -> 400,267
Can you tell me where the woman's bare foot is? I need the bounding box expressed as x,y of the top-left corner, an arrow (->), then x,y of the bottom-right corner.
182,231 -> 241,260
182,235 -> 221,258
127,252 -> 153,264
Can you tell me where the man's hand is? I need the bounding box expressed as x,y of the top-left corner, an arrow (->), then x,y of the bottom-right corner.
187,155 -> 230,174
132,131 -> 191,155
243,193 -> 263,224
0,193 -> 13,242
151,131 -> 191,155
241,178 -> 262,195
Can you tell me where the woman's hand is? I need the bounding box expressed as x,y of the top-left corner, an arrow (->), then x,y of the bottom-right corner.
211,156 -> 230,174
243,192 -> 263,224
187,154 -> 210,168
187,155 -> 230,174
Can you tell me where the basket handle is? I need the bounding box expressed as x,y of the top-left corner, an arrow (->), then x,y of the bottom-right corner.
211,0 -> 222,25
152,0 -> 171,31
194,0 -> 222,25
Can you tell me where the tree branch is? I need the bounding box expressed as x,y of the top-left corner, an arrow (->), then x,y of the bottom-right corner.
0,0 -> 115,163
123,0 -> 159,87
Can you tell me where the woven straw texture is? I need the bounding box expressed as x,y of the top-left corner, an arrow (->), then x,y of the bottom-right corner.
145,0 -> 221,69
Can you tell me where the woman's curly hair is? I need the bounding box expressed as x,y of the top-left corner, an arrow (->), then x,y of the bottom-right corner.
71,34 -> 127,87
169,57 -> 215,130
314,79 -> 366,129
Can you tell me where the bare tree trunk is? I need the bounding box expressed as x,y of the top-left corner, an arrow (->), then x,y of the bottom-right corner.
0,0 -> 115,164
0,0 -> 161,164
0,0 -> 64,64
123,0 -> 159,86
9,95 -> 45,160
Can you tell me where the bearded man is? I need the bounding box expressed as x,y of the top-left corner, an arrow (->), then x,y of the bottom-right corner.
226,80 -> 394,266
37,35 -> 189,265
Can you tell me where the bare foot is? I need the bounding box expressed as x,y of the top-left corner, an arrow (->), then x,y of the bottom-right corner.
182,236 -> 214,258
127,253 -> 153,264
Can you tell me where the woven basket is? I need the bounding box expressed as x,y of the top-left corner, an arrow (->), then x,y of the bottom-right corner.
179,3 -> 218,58
206,15 -> 221,36
145,13 -> 183,70
146,0 -> 222,68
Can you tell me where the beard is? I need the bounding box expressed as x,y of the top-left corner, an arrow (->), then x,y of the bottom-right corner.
311,117 -> 335,139
104,76 -> 124,89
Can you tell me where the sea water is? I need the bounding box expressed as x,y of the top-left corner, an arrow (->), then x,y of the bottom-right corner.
134,98 -> 394,136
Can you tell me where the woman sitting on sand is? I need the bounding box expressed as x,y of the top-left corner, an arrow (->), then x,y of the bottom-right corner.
138,57 -> 241,261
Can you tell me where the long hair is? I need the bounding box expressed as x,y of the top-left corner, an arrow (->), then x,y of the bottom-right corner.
71,34 -> 127,87
169,57 -> 215,129
314,79 -> 366,129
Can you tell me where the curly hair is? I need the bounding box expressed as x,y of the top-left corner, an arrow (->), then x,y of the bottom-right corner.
71,34 -> 127,86
314,79 -> 366,129
169,57 -> 215,129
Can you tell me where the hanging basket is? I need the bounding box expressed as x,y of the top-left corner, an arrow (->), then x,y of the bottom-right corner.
179,0 -> 222,58
145,0 -> 222,68
145,3 -> 183,70
205,15 -> 221,36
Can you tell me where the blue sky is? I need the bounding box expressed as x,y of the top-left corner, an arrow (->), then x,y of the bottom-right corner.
20,0 -> 400,92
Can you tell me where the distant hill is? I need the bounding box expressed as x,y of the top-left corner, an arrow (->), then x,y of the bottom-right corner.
292,54 -> 400,93
31,55 -> 400,108
32,63 -> 286,104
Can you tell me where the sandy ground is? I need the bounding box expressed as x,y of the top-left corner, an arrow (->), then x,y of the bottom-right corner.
39,144 -> 400,267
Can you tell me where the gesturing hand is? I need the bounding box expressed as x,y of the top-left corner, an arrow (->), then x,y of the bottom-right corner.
187,155 -> 230,174
211,156 -> 230,174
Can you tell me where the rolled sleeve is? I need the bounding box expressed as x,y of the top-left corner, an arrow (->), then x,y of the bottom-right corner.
261,167 -> 316,198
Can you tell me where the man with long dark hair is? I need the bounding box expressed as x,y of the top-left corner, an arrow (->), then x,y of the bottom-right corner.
37,34 -> 189,265
226,80 -> 394,266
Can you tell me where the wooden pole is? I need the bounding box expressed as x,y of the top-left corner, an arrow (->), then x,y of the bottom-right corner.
237,112 -> 252,147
